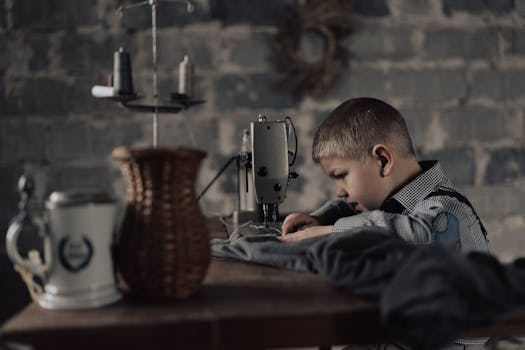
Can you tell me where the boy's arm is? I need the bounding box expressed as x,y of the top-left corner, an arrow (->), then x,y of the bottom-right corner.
310,199 -> 359,225
333,210 -> 435,244
280,199 -> 356,237
330,199 -> 449,245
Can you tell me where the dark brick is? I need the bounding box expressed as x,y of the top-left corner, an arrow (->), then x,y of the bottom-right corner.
210,0 -> 298,26
485,147 -> 525,184
157,31 -> 215,71
49,120 -> 91,161
389,68 -> 467,102
471,69 -> 525,100
58,32 -> 115,73
398,106 -> 435,149
394,1 -> 433,15
518,1 -> 525,16
28,33 -> 51,71
91,119 -> 145,157
0,32 -> 7,72
307,110 -> 331,156
328,67 -> 388,101
0,0 -> 5,29
131,30 -> 214,72
117,4 -> 150,32
440,106 -> 522,142
0,77 -> 5,115
118,1 -> 209,32
214,74 -> 300,110
424,28 -> 500,60
230,32 -> 272,70
349,0 -> 389,17
3,78 -> 72,117
505,28 -> 525,56
46,164 -> 113,194
348,27 -> 414,61
12,0 -> 100,31
462,186 -> 523,221
0,164 -> 24,238
442,0 -> 513,16
420,147 -> 476,185
0,164 -> 24,197
0,120 -> 49,162
157,117 -> 218,150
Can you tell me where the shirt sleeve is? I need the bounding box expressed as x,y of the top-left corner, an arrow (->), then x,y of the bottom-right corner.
310,198 -> 359,225
331,199 -> 448,245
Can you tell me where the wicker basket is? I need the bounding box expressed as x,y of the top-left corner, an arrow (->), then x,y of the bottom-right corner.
112,146 -> 210,299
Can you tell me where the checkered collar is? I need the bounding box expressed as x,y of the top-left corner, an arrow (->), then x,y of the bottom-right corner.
381,160 -> 451,213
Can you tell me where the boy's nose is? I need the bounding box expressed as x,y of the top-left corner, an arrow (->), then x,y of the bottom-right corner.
336,187 -> 348,198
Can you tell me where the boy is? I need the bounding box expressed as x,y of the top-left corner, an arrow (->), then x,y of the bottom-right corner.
280,97 -> 489,349
280,97 -> 488,253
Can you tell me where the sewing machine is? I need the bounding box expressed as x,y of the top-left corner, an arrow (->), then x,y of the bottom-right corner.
236,115 -> 298,225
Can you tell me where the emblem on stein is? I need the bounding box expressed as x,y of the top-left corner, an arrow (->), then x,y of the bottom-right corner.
58,235 -> 94,272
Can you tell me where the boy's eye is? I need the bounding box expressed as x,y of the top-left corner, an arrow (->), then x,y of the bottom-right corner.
332,173 -> 347,179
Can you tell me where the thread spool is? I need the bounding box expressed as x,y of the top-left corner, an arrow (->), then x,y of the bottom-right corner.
113,47 -> 134,95
178,55 -> 193,98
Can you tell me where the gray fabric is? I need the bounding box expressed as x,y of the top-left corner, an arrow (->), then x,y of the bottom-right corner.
307,229 -> 412,296
211,225 -> 525,350
211,221 -> 320,271
381,247 -> 525,350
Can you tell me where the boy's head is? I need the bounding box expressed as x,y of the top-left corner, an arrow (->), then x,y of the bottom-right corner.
312,97 -> 420,212
312,97 -> 415,163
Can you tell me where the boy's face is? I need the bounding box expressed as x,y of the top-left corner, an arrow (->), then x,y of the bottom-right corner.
319,156 -> 390,212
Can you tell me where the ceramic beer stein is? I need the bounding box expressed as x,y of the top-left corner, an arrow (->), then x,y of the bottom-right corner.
5,175 -> 122,309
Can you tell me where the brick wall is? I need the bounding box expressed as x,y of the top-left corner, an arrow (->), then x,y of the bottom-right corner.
1,0 -> 524,323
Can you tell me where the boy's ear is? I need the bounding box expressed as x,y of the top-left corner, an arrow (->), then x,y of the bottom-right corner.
372,144 -> 394,177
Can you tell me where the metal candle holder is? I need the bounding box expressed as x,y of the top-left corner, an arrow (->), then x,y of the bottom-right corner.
94,0 -> 204,148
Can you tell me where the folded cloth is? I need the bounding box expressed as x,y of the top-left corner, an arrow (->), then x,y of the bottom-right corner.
307,228 -> 413,298
210,221 -> 321,271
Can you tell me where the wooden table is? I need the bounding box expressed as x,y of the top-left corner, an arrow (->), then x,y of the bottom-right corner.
2,220 -> 525,350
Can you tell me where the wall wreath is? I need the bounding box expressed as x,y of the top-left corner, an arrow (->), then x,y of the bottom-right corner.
270,0 -> 353,98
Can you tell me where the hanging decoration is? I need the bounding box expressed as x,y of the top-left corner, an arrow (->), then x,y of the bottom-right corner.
270,0 -> 353,98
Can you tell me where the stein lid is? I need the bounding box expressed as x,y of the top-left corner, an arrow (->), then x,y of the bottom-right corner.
46,191 -> 114,208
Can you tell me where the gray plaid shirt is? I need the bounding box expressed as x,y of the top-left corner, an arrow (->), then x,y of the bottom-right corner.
315,160 -> 489,253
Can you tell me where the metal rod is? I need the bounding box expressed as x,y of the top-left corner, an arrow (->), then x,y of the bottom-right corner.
197,155 -> 238,201
151,0 -> 159,148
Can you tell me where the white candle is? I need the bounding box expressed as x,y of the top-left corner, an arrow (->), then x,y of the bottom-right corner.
178,55 -> 193,98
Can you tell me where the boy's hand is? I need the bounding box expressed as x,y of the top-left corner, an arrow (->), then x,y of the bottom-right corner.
281,213 -> 322,235
280,213 -> 332,242
278,225 -> 333,242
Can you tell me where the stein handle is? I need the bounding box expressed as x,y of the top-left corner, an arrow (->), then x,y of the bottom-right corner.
6,216 -> 49,280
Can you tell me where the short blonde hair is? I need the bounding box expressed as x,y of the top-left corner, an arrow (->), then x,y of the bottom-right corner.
312,97 -> 415,163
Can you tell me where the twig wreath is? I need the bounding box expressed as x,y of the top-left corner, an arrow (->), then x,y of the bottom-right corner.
270,0 -> 353,98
